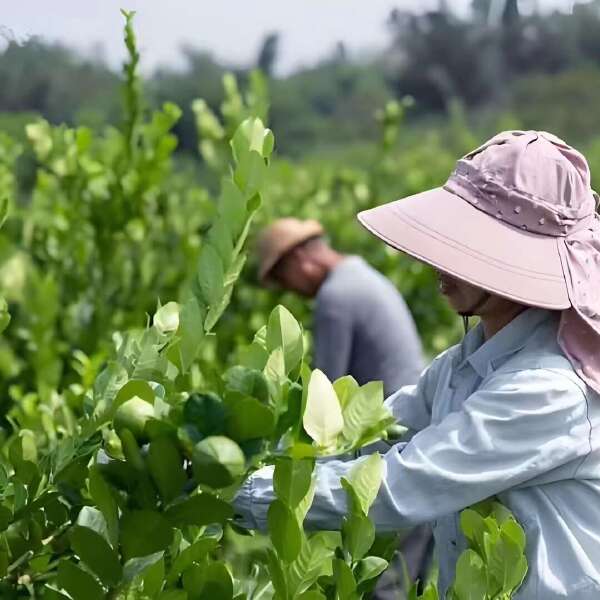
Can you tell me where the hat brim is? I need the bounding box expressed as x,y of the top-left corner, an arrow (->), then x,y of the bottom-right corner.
357,187 -> 570,310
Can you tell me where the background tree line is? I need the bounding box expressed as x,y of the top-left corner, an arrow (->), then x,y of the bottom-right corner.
3,0 -> 600,159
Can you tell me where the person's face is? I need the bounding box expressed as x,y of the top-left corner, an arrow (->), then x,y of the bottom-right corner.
271,246 -> 324,297
436,270 -> 490,315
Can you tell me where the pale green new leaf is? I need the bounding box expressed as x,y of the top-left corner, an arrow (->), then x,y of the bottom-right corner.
234,149 -> 267,199
266,305 -> 303,375
154,301 -> 180,334
287,532 -> 334,597
346,453 -> 384,515
295,476 -> 316,524
460,508 -> 487,556
342,381 -> 384,445
303,369 -> 343,448
333,375 -> 359,409
451,549 -> 487,600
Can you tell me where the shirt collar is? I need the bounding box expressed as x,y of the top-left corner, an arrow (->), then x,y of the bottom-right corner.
458,307 -> 554,378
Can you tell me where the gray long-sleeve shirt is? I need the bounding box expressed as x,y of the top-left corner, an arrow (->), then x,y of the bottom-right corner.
313,256 -> 424,395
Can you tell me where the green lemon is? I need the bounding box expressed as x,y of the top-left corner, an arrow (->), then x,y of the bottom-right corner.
192,436 -> 245,488
114,397 -> 154,442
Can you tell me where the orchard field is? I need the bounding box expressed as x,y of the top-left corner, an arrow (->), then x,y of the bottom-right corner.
0,8 -> 590,600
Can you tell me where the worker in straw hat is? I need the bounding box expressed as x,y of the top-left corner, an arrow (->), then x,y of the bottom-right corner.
257,218 -> 431,593
237,131 -> 600,598
257,218 -> 425,396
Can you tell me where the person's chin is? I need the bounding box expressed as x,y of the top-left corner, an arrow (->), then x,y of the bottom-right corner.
442,293 -> 466,314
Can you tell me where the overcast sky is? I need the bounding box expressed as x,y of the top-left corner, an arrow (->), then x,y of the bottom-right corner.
1,0 -> 579,75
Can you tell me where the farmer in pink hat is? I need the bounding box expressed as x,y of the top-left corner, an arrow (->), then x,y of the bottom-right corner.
236,131 -> 600,598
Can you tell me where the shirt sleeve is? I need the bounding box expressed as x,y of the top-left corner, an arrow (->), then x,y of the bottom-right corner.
383,355 -> 440,437
234,368 -> 592,532
313,303 -> 354,382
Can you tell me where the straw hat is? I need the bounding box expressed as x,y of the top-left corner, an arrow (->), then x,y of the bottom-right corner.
257,218 -> 324,282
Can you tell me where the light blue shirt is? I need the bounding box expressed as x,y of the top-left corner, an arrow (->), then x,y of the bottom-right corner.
235,308 -> 600,599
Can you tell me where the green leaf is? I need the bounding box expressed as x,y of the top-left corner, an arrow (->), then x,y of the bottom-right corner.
460,508 -> 486,556
184,392 -> 227,437
287,532 -> 334,596
266,548 -> 288,600
342,512 -> 375,560
192,436 -> 245,488
123,551 -> 164,583
223,366 -> 269,404
141,554 -> 165,597
490,501 -> 514,526
93,363 -> 129,418
198,244 -> 224,306
57,560 -> 104,600
158,591 -> 188,600
264,347 -> 286,383
267,499 -> 302,563
333,376 -> 360,409
273,457 -> 314,508
451,549 -> 487,600
238,342 -> 269,371
204,252 -> 247,332
333,558 -> 357,600
341,381 -> 384,445
266,305 -> 303,375
0,506 -> 11,532
346,453 -> 384,515
115,379 -> 156,411
120,510 -> 174,560
168,538 -> 217,585
354,556 -> 388,584
225,395 -> 275,441
303,369 -> 343,448
201,561 -> 234,600
231,118 -> 272,161
485,521 -> 528,595
183,563 -> 205,598
175,296 -> 205,373
147,436 -> 187,503
295,477 -> 316,524
0,198 -> 8,230
0,297 -> 10,334
218,178 -> 246,240
502,518 -> 526,553
234,149 -> 267,199
208,220 -> 234,270
297,592 -> 326,600
164,493 -> 233,528
70,525 -> 122,587
76,506 -> 110,542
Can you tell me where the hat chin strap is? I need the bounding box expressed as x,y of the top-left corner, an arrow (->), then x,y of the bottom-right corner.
459,292 -> 491,334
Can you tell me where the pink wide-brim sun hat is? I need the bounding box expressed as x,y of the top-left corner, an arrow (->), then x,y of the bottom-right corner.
357,186 -> 570,310
357,130 -> 600,395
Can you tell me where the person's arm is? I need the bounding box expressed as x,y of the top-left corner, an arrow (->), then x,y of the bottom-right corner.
235,368 -> 591,531
383,355 -> 438,437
